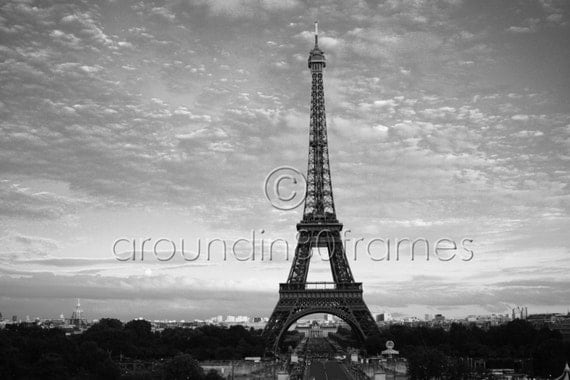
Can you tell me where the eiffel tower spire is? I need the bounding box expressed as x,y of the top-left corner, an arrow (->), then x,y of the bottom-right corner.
303,20 -> 337,223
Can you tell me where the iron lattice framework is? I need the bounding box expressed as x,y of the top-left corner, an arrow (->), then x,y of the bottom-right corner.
263,24 -> 379,354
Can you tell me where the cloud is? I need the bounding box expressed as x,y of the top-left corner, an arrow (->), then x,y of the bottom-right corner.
0,232 -> 58,261
192,0 -> 301,18
0,0 -> 569,319
514,130 -> 544,137
507,26 -> 534,33
150,7 -> 176,22
0,271 -> 278,318
511,114 -> 530,121
0,180 -> 92,220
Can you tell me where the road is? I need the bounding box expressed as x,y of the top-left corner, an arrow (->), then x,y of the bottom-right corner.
306,360 -> 353,380
296,337 -> 353,380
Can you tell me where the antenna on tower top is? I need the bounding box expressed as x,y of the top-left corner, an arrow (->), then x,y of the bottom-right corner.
314,20 -> 319,46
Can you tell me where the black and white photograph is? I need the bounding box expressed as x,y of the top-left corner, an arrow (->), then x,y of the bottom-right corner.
1,0 -> 569,379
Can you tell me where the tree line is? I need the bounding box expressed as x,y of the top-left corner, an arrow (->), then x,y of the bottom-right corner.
0,319 -> 264,379
2,318 -> 569,379
360,319 -> 570,379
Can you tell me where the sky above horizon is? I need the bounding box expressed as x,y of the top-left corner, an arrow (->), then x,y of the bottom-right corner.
1,0 -> 569,322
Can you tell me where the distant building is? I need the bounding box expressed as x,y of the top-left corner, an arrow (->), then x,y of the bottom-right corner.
512,306 -> 528,320
68,299 -> 87,328
12,315 -> 17,322
553,316 -> 570,342
296,321 -> 338,337
434,314 -> 445,322
403,316 -> 420,324
527,313 -> 557,326
376,313 -> 392,322
425,314 -> 433,321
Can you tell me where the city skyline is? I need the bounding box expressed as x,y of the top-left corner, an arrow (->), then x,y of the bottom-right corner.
1,303 -> 550,325
1,0 -> 570,321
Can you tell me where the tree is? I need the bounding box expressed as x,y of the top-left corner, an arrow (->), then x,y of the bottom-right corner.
125,319 -> 153,341
31,352 -> 69,380
204,369 -> 224,380
82,318 -> 130,357
407,347 -> 447,380
532,338 -> 567,377
162,354 -> 204,380
91,318 -> 124,331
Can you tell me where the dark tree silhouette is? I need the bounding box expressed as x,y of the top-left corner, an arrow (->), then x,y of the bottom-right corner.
163,354 -> 204,380
1,318 -> 568,379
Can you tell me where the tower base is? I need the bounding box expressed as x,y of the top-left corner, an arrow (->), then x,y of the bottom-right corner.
263,282 -> 378,354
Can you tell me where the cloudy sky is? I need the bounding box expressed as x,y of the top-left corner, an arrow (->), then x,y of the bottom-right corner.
0,0 -> 569,322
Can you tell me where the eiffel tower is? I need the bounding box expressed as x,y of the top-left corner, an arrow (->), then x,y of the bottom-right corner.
263,22 -> 379,354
